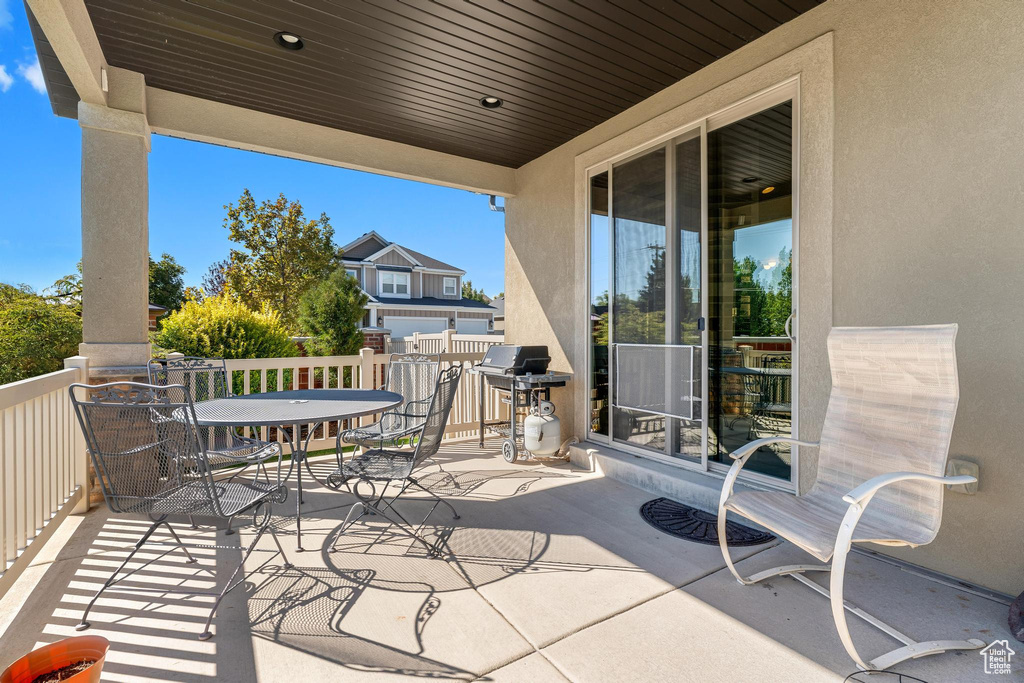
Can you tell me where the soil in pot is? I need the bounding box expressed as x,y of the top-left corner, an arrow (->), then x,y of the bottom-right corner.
30,660 -> 96,683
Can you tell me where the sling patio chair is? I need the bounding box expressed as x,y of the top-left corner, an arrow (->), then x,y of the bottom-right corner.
70,382 -> 290,641
327,364 -> 462,557
717,325 -> 982,671
339,353 -> 440,450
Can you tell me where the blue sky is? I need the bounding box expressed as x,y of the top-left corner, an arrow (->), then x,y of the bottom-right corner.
0,1 -> 506,297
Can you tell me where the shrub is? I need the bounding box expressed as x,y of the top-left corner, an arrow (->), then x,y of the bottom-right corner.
154,295 -> 299,360
0,286 -> 82,384
297,268 -> 368,356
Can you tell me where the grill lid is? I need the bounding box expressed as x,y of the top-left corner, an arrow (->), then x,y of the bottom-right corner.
479,345 -> 551,375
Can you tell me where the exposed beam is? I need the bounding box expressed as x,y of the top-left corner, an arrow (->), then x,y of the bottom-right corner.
145,87 -> 517,197
25,0 -> 107,105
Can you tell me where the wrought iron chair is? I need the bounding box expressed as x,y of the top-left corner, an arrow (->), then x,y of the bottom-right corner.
747,353 -> 792,440
717,325 -> 982,671
69,382 -> 290,641
148,357 -> 281,481
339,353 -> 439,450
328,364 -> 462,556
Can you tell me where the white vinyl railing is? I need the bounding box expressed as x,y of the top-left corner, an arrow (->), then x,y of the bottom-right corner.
0,357 -> 90,596
386,330 -> 504,354
218,348 -> 505,453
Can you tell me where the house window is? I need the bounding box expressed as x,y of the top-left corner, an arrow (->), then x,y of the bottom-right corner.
345,268 -> 359,284
443,277 -> 457,296
381,271 -> 410,296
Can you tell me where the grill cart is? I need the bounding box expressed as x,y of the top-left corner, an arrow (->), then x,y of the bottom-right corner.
470,345 -> 572,463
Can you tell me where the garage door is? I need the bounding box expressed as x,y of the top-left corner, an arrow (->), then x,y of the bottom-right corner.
456,318 -> 489,335
383,316 -> 447,338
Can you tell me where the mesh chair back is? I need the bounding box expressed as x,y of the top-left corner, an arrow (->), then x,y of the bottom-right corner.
411,365 -> 463,468
813,325 -> 959,540
383,354 -> 440,432
149,357 -> 236,451
70,382 -> 217,516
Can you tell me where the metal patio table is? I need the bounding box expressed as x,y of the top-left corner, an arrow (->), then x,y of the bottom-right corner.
187,389 -> 402,552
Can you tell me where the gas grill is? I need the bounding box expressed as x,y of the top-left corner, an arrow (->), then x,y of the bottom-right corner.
470,345 -> 572,462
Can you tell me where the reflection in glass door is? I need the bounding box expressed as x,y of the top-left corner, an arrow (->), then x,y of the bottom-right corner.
607,131 -> 703,462
707,101 -> 794,479
587,88 -> 796,484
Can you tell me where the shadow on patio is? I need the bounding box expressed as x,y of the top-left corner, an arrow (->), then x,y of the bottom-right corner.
0,439 -> 1015,682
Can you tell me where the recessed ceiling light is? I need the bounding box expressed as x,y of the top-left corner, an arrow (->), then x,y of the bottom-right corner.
480,96 -> 503,109
742,176 -> 759,183
274,32 -> 304,50
761,186 -> 775,194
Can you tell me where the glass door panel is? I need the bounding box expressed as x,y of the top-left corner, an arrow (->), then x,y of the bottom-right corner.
611,146 -> 668,453
607,133 -> 703,463
707,101 -> 794,480
589,171 -> 610,437
672,131 -> 703,461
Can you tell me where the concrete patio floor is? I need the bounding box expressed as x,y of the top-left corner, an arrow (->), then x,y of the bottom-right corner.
0,439 -> 1016,682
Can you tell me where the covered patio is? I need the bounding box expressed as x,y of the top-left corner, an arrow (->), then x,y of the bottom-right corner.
4,0 -> 1024,680
0,440 -> 1011,682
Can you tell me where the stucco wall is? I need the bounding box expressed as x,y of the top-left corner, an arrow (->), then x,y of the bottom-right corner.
505,0 -> 1024,594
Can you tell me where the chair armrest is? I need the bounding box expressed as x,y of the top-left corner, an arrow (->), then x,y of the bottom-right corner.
843,472 -> 978,506
729,437 -> 819,463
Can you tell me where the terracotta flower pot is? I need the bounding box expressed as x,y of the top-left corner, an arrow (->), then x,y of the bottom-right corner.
1,636 -> 109,683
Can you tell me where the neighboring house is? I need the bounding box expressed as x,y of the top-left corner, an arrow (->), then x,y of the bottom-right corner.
490,297 -> 504,333
340,231 -> 495,338
147,303 -> 167,331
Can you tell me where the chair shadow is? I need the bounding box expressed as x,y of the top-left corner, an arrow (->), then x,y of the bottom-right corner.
246,564 -> 476,680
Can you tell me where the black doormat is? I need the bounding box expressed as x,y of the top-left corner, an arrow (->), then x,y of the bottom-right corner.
639,498 -> 775,546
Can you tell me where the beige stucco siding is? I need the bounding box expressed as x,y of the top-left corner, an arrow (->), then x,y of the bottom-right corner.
505,0 -> 1024,594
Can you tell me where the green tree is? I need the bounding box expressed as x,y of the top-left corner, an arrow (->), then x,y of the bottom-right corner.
48,254 -> 188,316
224,189 -> 341,329
461,279 -> 487,302
297,267 -> 368,356
154,295 -> 299,360
149,253 -> 186,312
0,285 -> 82,384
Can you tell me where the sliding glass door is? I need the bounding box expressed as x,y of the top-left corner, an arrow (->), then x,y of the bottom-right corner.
707,100 -> 794,480
587,85 -> 796,486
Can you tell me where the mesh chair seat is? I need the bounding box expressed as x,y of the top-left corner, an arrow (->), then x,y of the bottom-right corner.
150,479 -> 279,518
339,449 -> 416,481
339,421 -> 423,448
205,439 -> 282,469
725,485 -> 936,562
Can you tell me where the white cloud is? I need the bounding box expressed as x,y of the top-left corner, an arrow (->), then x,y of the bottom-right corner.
0,65 -> 12,93
18,57 -> 46,94
0,0 -> 12,31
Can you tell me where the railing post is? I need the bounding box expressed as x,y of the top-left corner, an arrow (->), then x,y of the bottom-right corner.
442,329 -> 455,353
412,332 -> 421,352
358,348 -> 376,438
64,356 -> 91,514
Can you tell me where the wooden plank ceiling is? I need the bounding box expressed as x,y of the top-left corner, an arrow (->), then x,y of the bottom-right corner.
35,0 -> 824,168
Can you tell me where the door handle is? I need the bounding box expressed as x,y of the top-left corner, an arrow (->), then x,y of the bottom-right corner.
785,312 -> 796,343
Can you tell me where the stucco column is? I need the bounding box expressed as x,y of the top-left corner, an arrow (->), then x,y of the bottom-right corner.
77,74 -> 151,369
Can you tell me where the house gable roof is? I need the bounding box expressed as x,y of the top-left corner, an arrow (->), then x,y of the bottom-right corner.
365,243 -> 422,267
341,231 -> 390,260
340,232 -> 464,274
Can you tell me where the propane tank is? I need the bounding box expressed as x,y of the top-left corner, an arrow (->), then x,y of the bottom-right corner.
524,400 -> 561,456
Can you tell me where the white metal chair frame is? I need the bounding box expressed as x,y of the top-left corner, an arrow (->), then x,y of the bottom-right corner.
717,325 -> 982,672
